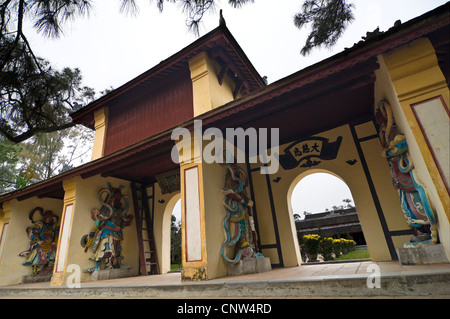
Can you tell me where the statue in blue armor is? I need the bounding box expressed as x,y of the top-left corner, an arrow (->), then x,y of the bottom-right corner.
20,207 -> 60,275
81,183 -> 133,272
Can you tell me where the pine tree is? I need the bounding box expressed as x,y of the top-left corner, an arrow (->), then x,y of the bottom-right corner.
0,0 -> 93,143
1,0 -> 356,143
294,0 -> 355,55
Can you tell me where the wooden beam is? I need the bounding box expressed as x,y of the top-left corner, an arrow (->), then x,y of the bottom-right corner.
218,64 -> 229,85
233,80 -> 244,99
210,48 -> 250,95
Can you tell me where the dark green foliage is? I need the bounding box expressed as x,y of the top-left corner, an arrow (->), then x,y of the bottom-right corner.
0,137 -> 22,190
0,48 -> 90,143
171,214 -> 182,265
1,0 -> 356,144
294,0 -> 355,55
30,0 -> 92,38
319,237 -> 334,261
1,0 -> 95,143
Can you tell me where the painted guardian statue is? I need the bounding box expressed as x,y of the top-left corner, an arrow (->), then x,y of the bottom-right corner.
81,183 -> 133,272
375,100 -> 438,247
20,207 -> 60,276
221,163 -> 263,263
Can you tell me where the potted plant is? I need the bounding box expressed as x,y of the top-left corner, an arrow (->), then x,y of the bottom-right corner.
332,238 -> 344,258
303,234 -> 320,262
342,239 -> 356,254
319,237 -> 334,261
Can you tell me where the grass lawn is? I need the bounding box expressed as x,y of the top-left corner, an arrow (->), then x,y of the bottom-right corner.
171,251 -> 370,269
334,249 -> 370,261
171,263 -> 182,271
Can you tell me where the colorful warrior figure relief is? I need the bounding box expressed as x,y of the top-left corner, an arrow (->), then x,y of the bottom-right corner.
20,207 -> 60,275
81,183 -> 133,272
375,100 -> 438,247
221,163 -> 264,263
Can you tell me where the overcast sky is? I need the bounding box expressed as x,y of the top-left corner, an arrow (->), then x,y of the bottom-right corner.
24,1 -> 447,93
23,0 -> 448,219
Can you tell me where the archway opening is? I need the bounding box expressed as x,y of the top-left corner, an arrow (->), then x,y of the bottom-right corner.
291,172 -> 354,219
170,198 -> 182,271
289,172 -> 368,262
160,194 -> 180,274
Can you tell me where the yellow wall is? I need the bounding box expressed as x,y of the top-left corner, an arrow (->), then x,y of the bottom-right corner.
189,52 -> 236,117
202,161 -> 230,279
0,198 -> 63,286
175,133 -> 238,280
151,183 -> 180,274
91,107 -> 108,160
0,209 -> 5,265
173,120 -> 411,282
250,124 -> 410,263
51,178 -> 77,285
3,38 -> 446,286
178,51 -> 253,280
0,173 -> 185,286
0,209 -> 3,235
180,162 -> 209,281
50,175 -> 139,286
376,37 -> 450,259
175,129 -> 208,280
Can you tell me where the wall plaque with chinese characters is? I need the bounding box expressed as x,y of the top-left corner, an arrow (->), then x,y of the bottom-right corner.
279,136 -> 343,170
156,171 -> 181,194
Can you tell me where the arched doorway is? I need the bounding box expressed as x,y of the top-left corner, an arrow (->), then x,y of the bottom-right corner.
290,172 -> 354,219
288,170 -> 368,262
170,198 -> 182,271
160,194 -> 180,273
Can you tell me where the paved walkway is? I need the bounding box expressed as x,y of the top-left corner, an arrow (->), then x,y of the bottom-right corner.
1,261 -> 450,298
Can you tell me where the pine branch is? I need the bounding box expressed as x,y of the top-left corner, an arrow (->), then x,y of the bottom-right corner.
294,0 -> 355,55
0,0 -> 24,72
0,121 -> 76,144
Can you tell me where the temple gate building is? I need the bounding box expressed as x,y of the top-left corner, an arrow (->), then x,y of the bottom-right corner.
0,3 -> 448,286
296,208 -> 366,246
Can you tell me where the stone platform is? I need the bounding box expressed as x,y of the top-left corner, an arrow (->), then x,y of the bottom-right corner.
21,273 -> 52,284
396,244 -> 450,265
90,267 -> 134,281
3,261 -> 450,298
226,257 -> 271,276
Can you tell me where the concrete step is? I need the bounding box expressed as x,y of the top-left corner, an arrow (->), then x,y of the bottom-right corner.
1,264 -> 450,298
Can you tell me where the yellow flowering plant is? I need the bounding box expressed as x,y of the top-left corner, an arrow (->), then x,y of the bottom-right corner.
302,234 -> 320,261
332,238 -> 344,257
302,234 -> 356,261
333,238 -> 356,256
319,237 -> 334,261
343,238 -> 356,254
